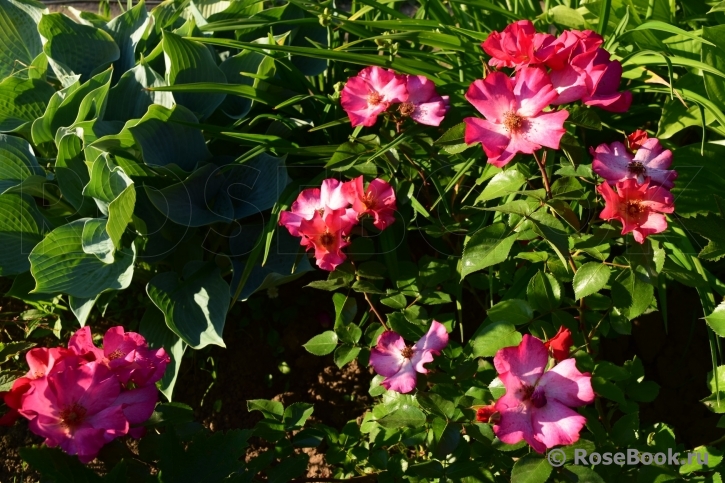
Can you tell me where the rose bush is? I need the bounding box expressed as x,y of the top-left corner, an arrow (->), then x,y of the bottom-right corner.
1,0 -> 725,481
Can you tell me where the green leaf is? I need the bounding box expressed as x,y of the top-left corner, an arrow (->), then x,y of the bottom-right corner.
0,76 -> 55,133
0,341 -> 35,364
333,292 -> 357,328
526,271 -> 562,313
705,302 -> 725,338
377,404 -> 426,428
0,193 -> 45,276
566,105 -> 602,130
0,134 -> 44,194
461,223 -> 517,279
82,153 -> 135,250
120,104 -> 211,171
20,447 -> 102,483
476,169 -> 526,203
139,305 -> 186,402
488,299 -> 534,325
573,262 -> 611,300
471,321 -> 522,358
611,268 -> 654,320
303,330 -> 338,356
511,454 -> 552,483
38,13 -> 119,85
612,412 -> 639,447
147,261 -> 230,350
334,344 -> 360,368
247,399 -> 284,420
679,214 -> 725,261
283,402 -> 314,430
29,219 -> 135,298
591,376 -> 626,404
105,64 -> 174,121
162,31 -> 227,119
417,392 -> 455,419
0,0 -> 43,80
671,144 -> 725,217
31,68 -> 113,145
564,466 -> 606,483
103,0 -> 148,78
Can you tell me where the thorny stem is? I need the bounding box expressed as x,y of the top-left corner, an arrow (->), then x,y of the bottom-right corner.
364,292 -> 389,330
533,151 -> 552,199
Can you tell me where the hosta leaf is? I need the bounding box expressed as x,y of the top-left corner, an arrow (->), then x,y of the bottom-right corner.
105,64 -> 173,122
55,129 -> 93,214
218,49 -> 265,119
82,153 -> 135,249
147,152 -> 288,226
162,31 -> 227,119
103,0 -> 148,80
0,76 -> 55,133
126,104 -> 210,171
147,261 -> 230,349
0,134 -> 44,194
38,13 -> 119,86
0,193 -> 47,276
139,305 -> 187,402
29,218 -> 135,298
31,68 -> 113,146
80,217 -> 116,263
230,227 -> 313,301
0,0 -> 44,79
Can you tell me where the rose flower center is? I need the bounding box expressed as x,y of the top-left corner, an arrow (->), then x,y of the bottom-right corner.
367,92 -> 384,106
60,402 -> 88,429
398,102 -> 415,117
626,200 -> 644,217
320,232 -> 335,248
502,111 -> 524,132
628,161 -> 646,175
107,349 -> 125,360
520,384 -> 547,408
401,347 -> 414,359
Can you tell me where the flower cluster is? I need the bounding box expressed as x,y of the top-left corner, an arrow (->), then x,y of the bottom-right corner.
341,66 -> 449,127
476,329 -> 594,453
592,131 -> 676,243
0,326 -> 169,463
465,21 -> 631,167
279,176 -> 397,271
369,321 -> 449,394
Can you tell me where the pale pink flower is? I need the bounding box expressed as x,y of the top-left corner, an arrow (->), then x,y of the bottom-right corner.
597,178 -> 674,243
19,362 -> 129,463
398,75 -> 449,126
592,137 -> 677,189
298,209 -> 356,271
341,66 -> 408,127
369,321 -> 448,394
493,335 -> 594,453
343,176 -> 397,230
482,20 -> 557,69
464,67 -> 569,167
279,179 -> 357,237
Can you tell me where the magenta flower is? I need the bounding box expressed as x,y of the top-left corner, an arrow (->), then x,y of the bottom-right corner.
481,20 -> 557,69
341,66 -> 408,127
464,67 -> 569,167
102,327 -> 170,387
493,335 -> 594,453
279,179 -> 356,237
68,326 -> 104,362
20,362 -> 129,463
579,49 -> 632,112
545,29 -> 603,71
398,75 -> 449,126
597,178 -> 674,243
298,209 -> 356,271
592,137 -> 677,189
114,384 -> 159,438
369,321 -> 448,394
344,176 -> 397,230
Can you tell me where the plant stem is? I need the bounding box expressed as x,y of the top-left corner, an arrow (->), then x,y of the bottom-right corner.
364,292 -> 388,330
533,151 -> 552,198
